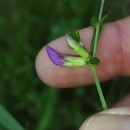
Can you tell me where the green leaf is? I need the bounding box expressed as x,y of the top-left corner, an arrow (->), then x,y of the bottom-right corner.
89,57 -> 100,65
90,14 -> 108,56
0,104 -> 24,130
90,16 -> 98,27
91,14 -> 108,28
98,14 -> 108,25
97,14 -> 108,43
90,28 -> 96,55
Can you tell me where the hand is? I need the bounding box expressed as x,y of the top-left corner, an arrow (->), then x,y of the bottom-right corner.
35,17 -> 130,130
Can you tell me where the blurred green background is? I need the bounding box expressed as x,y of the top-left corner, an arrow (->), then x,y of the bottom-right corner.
0,0 -> 130,130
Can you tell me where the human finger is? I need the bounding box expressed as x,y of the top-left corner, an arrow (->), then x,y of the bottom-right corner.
80,107 -> 130,130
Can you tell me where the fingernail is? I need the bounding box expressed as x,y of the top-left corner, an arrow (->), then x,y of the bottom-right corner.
79,107 -> 130,130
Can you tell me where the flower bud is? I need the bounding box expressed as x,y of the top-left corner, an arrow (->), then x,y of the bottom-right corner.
66,32 -> 89,59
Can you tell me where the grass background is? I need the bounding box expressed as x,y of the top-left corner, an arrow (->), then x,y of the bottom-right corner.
0,0 -> 130,130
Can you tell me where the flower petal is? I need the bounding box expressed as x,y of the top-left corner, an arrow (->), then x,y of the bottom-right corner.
46,45 -> 64,66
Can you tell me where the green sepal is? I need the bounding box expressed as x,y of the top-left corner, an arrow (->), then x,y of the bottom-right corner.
74,47 -> 89,59
67,31 -> 81,44
63,56 -> 86,67
66,31 -> 89,59
66,42 -> 89,59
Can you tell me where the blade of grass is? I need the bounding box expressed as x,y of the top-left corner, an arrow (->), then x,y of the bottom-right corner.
0,104 -> 24,130
36,88 -> 58,130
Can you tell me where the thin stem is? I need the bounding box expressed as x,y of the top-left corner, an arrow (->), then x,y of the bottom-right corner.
92,0 -> 105,56
98,0 -> 105,21
91,67 -> 107,110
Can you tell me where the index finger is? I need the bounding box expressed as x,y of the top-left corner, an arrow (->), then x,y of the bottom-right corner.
35,17 -> 130,87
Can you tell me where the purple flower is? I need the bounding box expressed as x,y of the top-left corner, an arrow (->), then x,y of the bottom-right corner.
46,45 -> 64,66
46,45 -> 86,67
45,31 -> 100,67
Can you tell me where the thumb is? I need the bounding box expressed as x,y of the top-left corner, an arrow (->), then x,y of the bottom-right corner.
80,107 -> 130,130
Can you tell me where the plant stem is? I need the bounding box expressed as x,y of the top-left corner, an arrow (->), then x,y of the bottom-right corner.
92,0 -> 105,56
90,0 -> 107,110
98,0 -> 105,21
91,67 -> 107,110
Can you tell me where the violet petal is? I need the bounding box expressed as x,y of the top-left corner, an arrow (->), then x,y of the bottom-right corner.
46,45 -> 64,66
66,33 -> 70,41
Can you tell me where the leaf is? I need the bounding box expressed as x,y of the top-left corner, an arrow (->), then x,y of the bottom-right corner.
90,16 -> 98,27
89,57 -> 100,65
90,14 -> 108,56
90,28 -> 96,56
97,14 -> 108,42
91,14 -> 108,28
0,104 -> 24,130
98,14 -> 108,25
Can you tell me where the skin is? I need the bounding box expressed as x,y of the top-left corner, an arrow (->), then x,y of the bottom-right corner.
35,17 -> 130,130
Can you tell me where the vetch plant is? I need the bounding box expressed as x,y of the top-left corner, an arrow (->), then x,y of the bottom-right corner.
46,0 -> 107,110
46,32 -> 100,67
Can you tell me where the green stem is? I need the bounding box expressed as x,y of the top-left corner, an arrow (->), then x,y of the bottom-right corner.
91,67 -> 107,110
98,0 -> 105,21
92,0 -> 105,56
